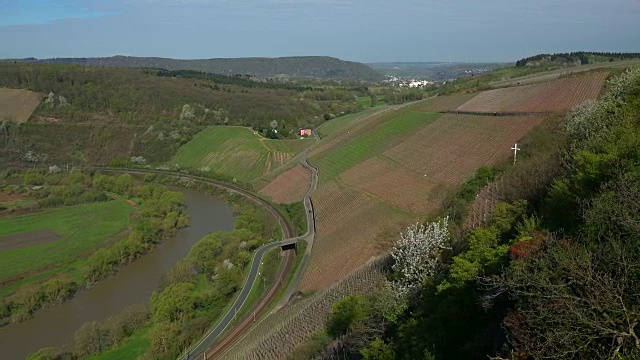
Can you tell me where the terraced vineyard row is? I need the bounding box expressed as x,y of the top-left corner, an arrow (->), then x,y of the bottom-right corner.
259,165 -> 312,204
456,72 -> 608,114
219,256 -> 390,360
298,182 -> 408,291
384,114 -> 544,185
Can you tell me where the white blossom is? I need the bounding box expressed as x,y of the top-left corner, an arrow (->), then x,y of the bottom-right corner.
223,259 -> 234,269
390,217 -> 450,295
58,95 -> 69,106
48,165 -> 61,174
179,104 -> 195,122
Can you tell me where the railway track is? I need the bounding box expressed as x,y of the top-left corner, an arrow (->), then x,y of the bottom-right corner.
95,167 -> 315,360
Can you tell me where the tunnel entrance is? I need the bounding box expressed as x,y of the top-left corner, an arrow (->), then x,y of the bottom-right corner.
281,243 -> 297,251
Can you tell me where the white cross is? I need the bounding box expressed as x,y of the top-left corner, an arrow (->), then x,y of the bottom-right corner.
511,143 -> 521,164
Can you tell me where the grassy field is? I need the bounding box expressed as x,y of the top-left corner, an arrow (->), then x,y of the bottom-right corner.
0,200 -> 133,286
0,88 -> 42,123
169,126 -> 315,182
87,327 -> 151,360
311,110 -> 442,182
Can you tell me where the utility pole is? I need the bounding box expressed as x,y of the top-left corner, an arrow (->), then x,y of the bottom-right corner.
511,143 -> 521,165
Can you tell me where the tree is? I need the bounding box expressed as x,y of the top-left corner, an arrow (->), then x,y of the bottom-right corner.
73,321 -> 111,357
151,282 -> 197,322
489,234 -> 640,359
327,294 -> 370,338
390,218 -> 450,295
150,321 -> 180,355
361,338 -> 395,360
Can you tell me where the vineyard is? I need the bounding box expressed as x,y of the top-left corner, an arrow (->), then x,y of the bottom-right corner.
456,72 -> 609,114
170,126 -> 314,181
383,114 -> 545,184
298,182 -> 409,291
0,88 -> 42,123
462,181 -> 502,232
259,165 -> 312,204
339,157 -> 443,213
219,256 -> 390,360
311,110 -> 442,182
409,93 -> 477,112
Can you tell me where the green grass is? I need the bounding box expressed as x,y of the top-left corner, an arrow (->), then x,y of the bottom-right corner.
316,107 -> 389,139
312,110 -> 442,182
0,200 -> 132,283
169,126 -> 315,181
87,327 -> 152,360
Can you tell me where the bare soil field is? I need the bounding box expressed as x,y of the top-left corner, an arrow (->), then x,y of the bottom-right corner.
384,114 -> 545,185
259,165 -> 311,204
339,157 -> 444,213
299,182 -> 409,291
0,193 -> 21,204
457,72 -> 608,114
0,229 -> 63,251
0,88 -> 42,123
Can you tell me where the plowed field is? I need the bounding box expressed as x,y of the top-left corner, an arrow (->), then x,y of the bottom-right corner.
384,114 -> 544,184
0,88 -> 42,123
0,230 -> 62,251
456,72 -> 608,114
259,165 -> 311,204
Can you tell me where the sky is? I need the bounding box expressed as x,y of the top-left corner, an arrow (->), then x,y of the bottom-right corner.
0,0 -> 638,63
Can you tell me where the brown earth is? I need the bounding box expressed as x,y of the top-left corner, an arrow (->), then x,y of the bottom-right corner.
456,72 -> 608,114
0,88 -> 42,123
0,229 -> 63,251
0,193 -> 21,204
259,165 -> 311,204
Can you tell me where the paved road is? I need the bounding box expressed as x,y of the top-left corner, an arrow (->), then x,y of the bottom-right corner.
94,168 -> 304,360
201,151 -> 319,359
99,161 -> 319,360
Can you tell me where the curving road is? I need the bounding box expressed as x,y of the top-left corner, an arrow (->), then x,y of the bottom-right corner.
200,152 -> 318,359
94,168 -> 304,360
96,159 -> 319,360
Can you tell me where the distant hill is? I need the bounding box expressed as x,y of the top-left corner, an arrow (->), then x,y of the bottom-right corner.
7,56 -> 383,81
515,51 -> 640,67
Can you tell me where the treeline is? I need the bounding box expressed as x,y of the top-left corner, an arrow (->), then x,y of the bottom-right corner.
516,51 -> 640,67
0,63 -> 359,130
27,185 -> 277,360
0,171 -> 188,325
11,55 -> 384,81
303,68 -> 640,359
154,69 -> 315,91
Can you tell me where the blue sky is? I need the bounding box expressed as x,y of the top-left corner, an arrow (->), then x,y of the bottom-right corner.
0,0 -> 638,63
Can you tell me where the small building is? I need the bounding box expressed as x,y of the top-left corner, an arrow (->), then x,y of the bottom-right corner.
299,128 -> 312,137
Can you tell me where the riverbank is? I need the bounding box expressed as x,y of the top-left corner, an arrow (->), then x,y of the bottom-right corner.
0,189 -> 235,360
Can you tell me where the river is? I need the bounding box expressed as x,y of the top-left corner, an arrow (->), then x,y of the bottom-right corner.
0,190 -> 235,359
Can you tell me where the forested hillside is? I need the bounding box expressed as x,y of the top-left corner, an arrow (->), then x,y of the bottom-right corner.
516,51 -> 640,67
8,56 -> 384,81
0,63 -> 368,165
294,68 -> 640,360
